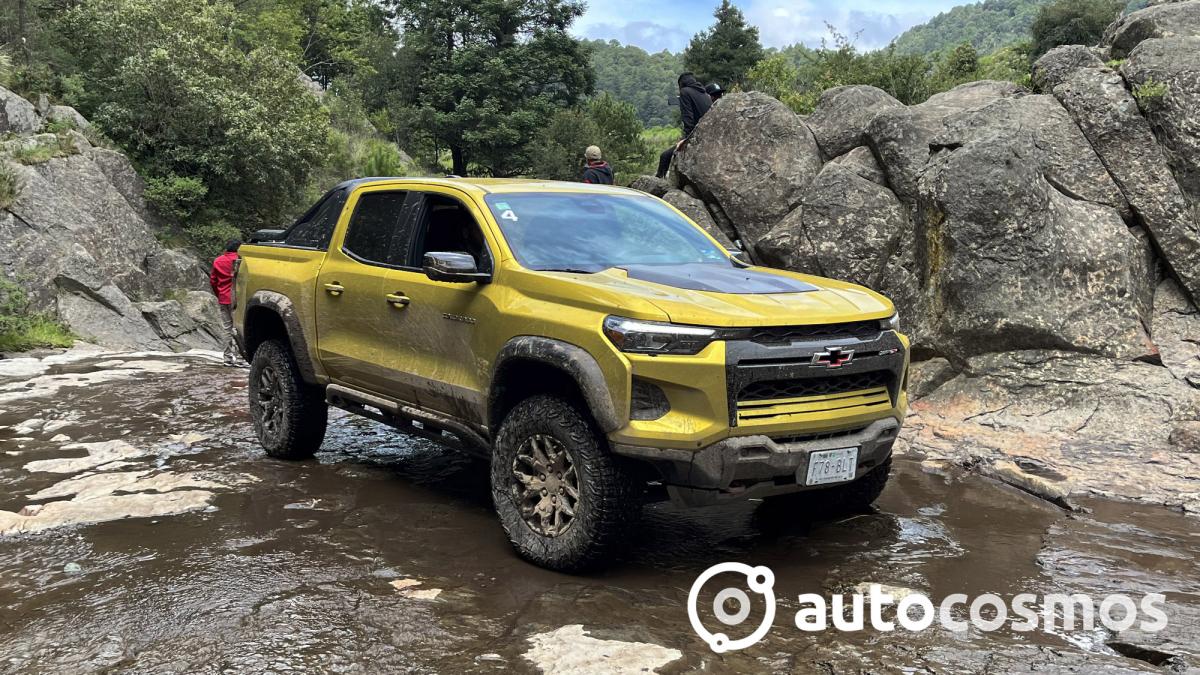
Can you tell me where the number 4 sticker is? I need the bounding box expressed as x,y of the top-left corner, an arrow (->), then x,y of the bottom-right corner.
500,209 -> 518,222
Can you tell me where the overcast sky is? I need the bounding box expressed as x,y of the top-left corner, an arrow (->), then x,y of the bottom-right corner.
573,0 -> 967,52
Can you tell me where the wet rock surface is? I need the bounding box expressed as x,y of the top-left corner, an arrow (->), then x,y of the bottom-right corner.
1,351 -> 1198,673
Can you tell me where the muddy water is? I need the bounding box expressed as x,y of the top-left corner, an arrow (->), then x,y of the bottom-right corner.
0,354 -> 1197,673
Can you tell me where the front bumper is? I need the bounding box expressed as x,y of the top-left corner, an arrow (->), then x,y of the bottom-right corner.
612,417 -> 899,507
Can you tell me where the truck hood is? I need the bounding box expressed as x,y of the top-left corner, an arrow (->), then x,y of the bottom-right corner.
526,263 -> 895,327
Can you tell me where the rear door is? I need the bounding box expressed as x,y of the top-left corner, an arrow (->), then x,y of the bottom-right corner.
314,186 -> 420,396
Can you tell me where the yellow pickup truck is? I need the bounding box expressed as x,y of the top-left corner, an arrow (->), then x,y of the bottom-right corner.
233,177 -> 909,570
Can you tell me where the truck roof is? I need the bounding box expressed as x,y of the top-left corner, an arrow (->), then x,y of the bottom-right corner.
333,176 -> 644,196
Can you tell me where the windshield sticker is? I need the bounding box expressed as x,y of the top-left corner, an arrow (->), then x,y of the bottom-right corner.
494,201 -> 510,210
500,209 -> 519,222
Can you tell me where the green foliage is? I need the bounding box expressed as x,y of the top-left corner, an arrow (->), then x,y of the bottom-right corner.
1030,0 -> 1123,57
187,220 -> 245,260
746,54 -> 807,110
11,135 -> 77,165
528,93 -> 651,185
144,175 -> 209,220
0,279 -> 74,353
385,0 -> 594,177
1132,79 -> 1169,110
361,140 -> 408,177
683,0 -> 764,87
41,117 -> 75,134
893,0 -> 1050,55
978,42 -> 1033,87
0,161 -> 20,209
59,0 -> 331,241
0,50 -> 11,86
586,40 -> 683,127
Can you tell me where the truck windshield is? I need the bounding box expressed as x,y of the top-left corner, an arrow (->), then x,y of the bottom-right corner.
482,192 -> 731,272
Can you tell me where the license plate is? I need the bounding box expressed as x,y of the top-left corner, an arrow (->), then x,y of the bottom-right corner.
804,447 -> 859,486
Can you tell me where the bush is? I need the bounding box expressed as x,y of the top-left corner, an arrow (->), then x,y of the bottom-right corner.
0,162 -> 20,209
186,220 -> 244,260
1133,79 -> 1169,110
144,174 -> 208,220
11,136 -> 77,165
1030,0 -> 1124,58
361,140 -> 407,177
0,279 -> 74,353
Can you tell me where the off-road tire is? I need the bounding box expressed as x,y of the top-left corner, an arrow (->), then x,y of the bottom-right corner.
248,339 -> 327,459
491,395 -> 639,572
761,457 -> 892,519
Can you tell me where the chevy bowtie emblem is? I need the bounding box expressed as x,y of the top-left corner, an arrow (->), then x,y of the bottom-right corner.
812,347 -> 855,368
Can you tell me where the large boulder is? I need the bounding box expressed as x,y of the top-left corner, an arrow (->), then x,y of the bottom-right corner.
674,92 -> 823,246
935,94 -> 1130,219
915,131 -> 1154,360
1123,36 -> 1200,211
142,249 -> 209,299
828,146 -> 889,187
805,85 -> 903,158
1102,0 -> 1200,58
660,189 -> 734,247
45,105 -> 90,130
865,80 -> 1026,203
137,300 -> 220,351
758,164 -> 924,342
628,175 -> 671,197
1035,46 -> 1200,304
0,86 -> 40,135
54,269 -> 168,351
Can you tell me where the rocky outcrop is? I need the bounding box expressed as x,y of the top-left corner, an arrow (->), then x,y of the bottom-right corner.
673,92 -> 823,247
1102,0 -> 1200,58
628,175 -> 671,197
828,146 -> 888,186
0,86 -> 40,135
805,85 -> 903,158
917,130 -> 1153,360
0,89 -> 221,352
661,189 -> 734,247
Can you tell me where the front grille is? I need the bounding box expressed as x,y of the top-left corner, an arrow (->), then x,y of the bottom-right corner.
748,320 -> 881,345
738,371 -> 890,402
771,425 -> 868,445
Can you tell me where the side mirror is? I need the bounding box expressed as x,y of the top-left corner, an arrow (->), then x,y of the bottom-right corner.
727,248 -> 750,266
423,252 -> 491,284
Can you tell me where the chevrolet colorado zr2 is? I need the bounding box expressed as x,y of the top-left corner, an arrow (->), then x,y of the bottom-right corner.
232,177 -> 909,571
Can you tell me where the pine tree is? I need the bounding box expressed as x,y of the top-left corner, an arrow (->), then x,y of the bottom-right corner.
683,0 -> 765,88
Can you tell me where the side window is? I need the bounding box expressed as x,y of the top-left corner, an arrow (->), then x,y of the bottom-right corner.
342,191 -> 412,266
412,194 -> 492,271
285,189 -> 345,249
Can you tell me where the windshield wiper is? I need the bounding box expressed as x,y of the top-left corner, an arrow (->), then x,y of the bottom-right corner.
538,267 -> 597,274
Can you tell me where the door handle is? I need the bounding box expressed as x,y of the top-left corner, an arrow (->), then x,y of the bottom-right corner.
385,292 -> 411,308
324,282 -> 345,295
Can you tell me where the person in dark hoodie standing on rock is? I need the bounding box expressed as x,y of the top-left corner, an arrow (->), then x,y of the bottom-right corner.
656,72 -> 712,178
581,145 -> 613,184
210,240 -> 244,368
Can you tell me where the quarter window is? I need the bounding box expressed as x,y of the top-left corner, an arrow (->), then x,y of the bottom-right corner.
343,191 -> 412,266
285,189 -> 345,249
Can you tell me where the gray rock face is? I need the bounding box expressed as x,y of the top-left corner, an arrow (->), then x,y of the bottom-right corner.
45,105 -> 90,130
674,92 -> 823,245
0,86 -> 40,135
1036,47 -> 1200,304
828,146 -> 889,186
758,164 -> 920,333
935,94 -> 1131,219
916,131 -> 1153,360
661,189 -> 734,247
1032,45 -> 1106,92
0,87 -> 219,351
865,80 -> 1025,203
1102,0 -> 1200,58
628,175 -> 671,197
1123,36 -> 1200,210
805,85 -> 903,158
1152,279 -> 1200,387
137,300 -> 220,350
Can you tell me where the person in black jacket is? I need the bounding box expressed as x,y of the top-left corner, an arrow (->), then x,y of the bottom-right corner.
656,72 -> 713,178
581,145 -> 614,184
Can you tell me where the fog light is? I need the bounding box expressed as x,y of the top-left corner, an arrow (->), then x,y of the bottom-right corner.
631,378 -> 670,421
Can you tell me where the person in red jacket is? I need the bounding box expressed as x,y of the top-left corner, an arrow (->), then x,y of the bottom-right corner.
210,240 -> 244,367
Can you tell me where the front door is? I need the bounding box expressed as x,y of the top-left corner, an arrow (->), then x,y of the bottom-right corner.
378,188 -> 503,426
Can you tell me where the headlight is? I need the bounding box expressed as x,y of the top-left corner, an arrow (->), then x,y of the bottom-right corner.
602,316 -> 717,355
880,312 -> 899,332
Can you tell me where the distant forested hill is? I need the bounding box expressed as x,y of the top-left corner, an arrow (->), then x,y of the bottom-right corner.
586,39 -> 683,127
891,0 -> 1049,54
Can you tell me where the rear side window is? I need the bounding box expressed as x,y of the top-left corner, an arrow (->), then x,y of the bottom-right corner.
342,191 -> 411,266
286,189 -> 345,249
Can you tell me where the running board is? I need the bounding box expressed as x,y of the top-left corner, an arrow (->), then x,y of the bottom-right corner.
325,384 -> 490,457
